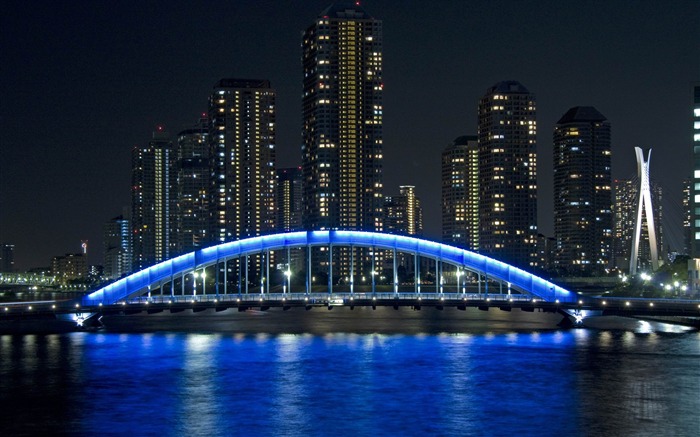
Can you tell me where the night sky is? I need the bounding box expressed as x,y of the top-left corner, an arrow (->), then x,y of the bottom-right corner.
1,0 -> 698,270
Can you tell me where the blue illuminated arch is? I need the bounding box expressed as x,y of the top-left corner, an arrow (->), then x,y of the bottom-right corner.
83,231 -> 575,305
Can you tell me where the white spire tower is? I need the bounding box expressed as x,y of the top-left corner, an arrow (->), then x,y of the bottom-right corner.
630,147 -> 659,275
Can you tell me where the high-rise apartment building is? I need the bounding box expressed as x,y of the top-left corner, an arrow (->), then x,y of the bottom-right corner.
276,167 -> 303,233
683,178 -> 691,255
301,2 -> 384,233
553,107 -> 612,275
131,128 -> 176,270
384,185 -> 423,236
441,135 -> 479,250
612,178 -> 663,273
176,115 -> 209,253
0,243 -> 15,272
690,84 -> 700,257
103,215 -> 131,280
209,79 -> 276,243
477,81 -> 538,268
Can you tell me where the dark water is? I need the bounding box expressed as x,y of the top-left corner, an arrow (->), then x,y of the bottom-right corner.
1,308 -> 698,436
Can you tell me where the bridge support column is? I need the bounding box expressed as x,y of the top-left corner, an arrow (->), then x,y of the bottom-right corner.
215,263 -> 220,298
436,258 -> 440,295
393,248 -> 398,295
371,247 -> 376,296
306,245 -> 311,295
350,245 -> 354,295
245,255 -> 249,295
477,272 -> 481,297
266,250 -> 270,295
224,259 -> 228,296
238,256 -> 242,296
170,275 -> 174,298
328,244 -> 333,296
259,251 -> 265,295
416,253 -> 420,294
414,253 -> 419,294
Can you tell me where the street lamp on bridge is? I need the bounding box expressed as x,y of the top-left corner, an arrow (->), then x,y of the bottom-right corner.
284,269 -> 292,294
193,270 -> 206,297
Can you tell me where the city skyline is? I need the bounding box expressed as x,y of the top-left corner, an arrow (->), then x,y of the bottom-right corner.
1,0 -> 698,270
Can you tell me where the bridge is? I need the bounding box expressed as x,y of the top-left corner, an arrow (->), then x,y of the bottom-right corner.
2,231 -> 700,329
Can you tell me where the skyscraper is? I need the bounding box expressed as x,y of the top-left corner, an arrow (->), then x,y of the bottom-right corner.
384,185 -> 423,236
0,243 -> 15,273
683,178 -> 691,255
176,115 -> 209,253
209,79 -> 276,243
690,84 -> 700,257
131,127 -> 176,270
553,106 -> 612,275
276,167 -> 303,233
103,215 -> 131,280
477,81 -> 538,268
301,2 -> 384,233
441,135 -> 479,250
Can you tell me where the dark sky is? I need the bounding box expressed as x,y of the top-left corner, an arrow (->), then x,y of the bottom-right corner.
1,0 -> 698,271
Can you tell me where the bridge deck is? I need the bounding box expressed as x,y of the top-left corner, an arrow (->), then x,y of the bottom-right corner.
3,293 -> 700,320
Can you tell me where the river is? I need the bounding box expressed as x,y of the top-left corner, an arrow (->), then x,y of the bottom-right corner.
1,307 -> 698,436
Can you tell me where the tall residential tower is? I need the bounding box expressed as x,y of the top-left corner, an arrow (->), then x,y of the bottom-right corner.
441,135 -> 479,250
553,107 -> 612,274
176,115 -> 209,253
301,2 -> 384,233
477,81 -> 538,268
276,167 -> 303,233
131,127 -> 176,270
103,215 -> 131,280
209,79 -> 276,243
690,84 -> 700,257
384,185 -> 423,237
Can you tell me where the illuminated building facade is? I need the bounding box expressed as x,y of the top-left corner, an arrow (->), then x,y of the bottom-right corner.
384,185 -> 423,237
691,84 -> 700,257
301,2 -> 384,233
276,167 -> 303,233
683,178 -> 691,255
441,135 -> 479,250
0,243 -> 15,273
176,115 -> 209,253
209,79 -> 276,243
51,253 -> 88,284
103,215 -> 131,280
612,177 -> 663,273
477,81 -> 538,268
553,106 -> 612,274
301,3 -> 384,278
132,128 -> 176,270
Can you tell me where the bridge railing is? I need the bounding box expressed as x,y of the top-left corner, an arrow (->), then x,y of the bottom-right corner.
117,292 -> 541,306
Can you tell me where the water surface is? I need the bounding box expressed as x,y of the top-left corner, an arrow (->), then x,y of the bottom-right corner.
1,308 -> 698,436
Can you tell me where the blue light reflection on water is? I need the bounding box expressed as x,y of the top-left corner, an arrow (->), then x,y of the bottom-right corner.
2,328 -> 699,436
75,331 -> 582,436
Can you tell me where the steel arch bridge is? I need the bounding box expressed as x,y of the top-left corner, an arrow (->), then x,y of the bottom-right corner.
83,231 -> 576,306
